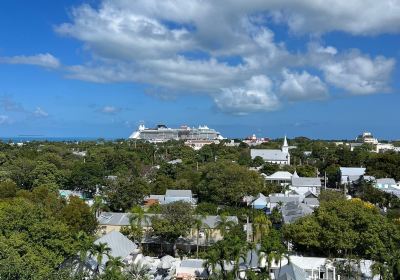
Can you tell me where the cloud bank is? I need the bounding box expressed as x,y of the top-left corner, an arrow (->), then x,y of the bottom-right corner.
7,0 -> 400,114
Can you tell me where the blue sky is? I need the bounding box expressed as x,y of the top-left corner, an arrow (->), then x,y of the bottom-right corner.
0,0 -> 399,139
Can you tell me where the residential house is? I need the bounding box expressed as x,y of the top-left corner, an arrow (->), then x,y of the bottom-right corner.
302,191 -> 320,208
265,171 -> 294,185
375,178 -> 397,189
340,167 -> 366,185
144,189 -> 197,206
250,136 -> 290,165
270,256 -> 377,280
267,193 -> 302,211
291,177 -> 322,196
281,201 -> 314,224
88,231 -> 140,272
251,193 -> 268,209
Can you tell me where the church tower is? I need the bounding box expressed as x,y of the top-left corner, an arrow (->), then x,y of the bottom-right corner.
282,135 -> 289,154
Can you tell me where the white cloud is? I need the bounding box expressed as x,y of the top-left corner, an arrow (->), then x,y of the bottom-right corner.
319,51 -> 395,95
270,0 -> 400,35
100,106 -> 121,114
280,70 -> 328,101
33,107 -> 49,117
0,53 -> 60,69
10,0 -> 393,114
215,75 -> 280,114
53,0 -> 397,113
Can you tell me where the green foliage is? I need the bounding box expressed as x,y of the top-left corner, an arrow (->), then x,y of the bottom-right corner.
0,197 -> 80,279
0,179 -> 17,199
104,176 -> 150,211
61,196 -> 98,234
195,202 -> 218,215
198,161 -> 264,206
283,199 -> 400,272
151,201 -> 194,243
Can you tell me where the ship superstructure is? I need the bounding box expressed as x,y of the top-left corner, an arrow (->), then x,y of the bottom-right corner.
129,124 -> 223,143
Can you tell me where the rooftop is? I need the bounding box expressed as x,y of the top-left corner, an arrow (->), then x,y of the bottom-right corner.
251,149 -> 289,161
340,167 -> 366,176
165,189 -> 193,197
292,177 -> 321,187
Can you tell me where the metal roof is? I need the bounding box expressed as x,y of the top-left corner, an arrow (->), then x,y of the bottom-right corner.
266,171 -> 293,180
339,167 -> 366,176
292,177 -> 321,187
376,178 -> 396,185
250,149 -> 289,161
165,189 -> 192,197
94,231 -> 137,266
276,262 -> 307,280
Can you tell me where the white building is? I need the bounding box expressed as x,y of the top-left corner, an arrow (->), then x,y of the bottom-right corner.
250,136 -> 290,165
291,176 -> 322,196
340,167 -> 366,185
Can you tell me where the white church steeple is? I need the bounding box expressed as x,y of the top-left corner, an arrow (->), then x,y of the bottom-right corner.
282,135 -> 289,154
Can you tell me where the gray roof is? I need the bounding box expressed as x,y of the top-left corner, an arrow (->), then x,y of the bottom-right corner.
98,212 -> 130,226
94,231 -> 137,266
303,197 -> 319,207
251,149 -> 289,161
292,177 -> 321,188
268,195 -> 301,204
266,171 -> 293,180
376,178 -> 396,185
276,262 -> 307,280
282,202 -> 314,224
165,189 -> 192,197
340,167 -> 366,176
381,188 -> 400,198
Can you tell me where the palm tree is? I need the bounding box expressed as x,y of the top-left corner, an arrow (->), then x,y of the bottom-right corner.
89,242 -> 112,274
253,214 -> 272,242
129,205 -> 150,228
216,214 -> 235,237
129,205 -> 150,248
204,248 -> 219,277
91,195 -> 106,218
74,231 -> 93,274
193,215 -> 209,258
105,256 -> 125,273
125,263 -> 151,280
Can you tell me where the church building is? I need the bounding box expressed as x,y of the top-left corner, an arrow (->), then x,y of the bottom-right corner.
250,136 -> 290,165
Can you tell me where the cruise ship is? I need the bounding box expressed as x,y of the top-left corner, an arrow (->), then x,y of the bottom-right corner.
129,124 -> 224,143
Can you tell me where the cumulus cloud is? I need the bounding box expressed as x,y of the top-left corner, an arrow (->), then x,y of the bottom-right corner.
33,107 -> 49,117
5,0 -> 397,114
280,70 -> 328,101
215,75 -> 280,114
321,53 -> 396,95
0,53 -> 60,69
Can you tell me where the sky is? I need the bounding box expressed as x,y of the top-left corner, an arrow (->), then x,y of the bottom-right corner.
0,0 -> 399,140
